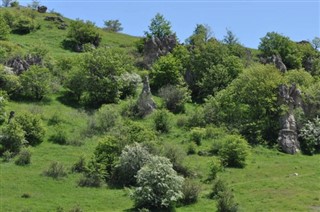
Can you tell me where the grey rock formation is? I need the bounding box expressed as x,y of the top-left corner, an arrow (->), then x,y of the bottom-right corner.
5,55 -> 43,75
44,16 -> 64,23
278,84 -> 301,154
272,55 -> 287,73
143,35 -> 177,69
37,6 -> 47,13
136,76 -> 156,117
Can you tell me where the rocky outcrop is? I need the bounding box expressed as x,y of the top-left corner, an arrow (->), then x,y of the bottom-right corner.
44,16 -> 64,23
143,35 -> 177,69
278,84 -> 301,154
136,76 -> 156,117
5,55 -> 43,75
37,6 -> 47,13
260,55 -> 287,73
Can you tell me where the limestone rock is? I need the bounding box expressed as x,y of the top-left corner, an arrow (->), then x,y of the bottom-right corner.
272,55 -> 287,73
136,76 -> 156,117
5,55 -> 43,75
143,35 -> 177,69
278,84 -> 301,154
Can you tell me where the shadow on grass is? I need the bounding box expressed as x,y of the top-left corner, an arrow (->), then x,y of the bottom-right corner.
56,91 -> 83,109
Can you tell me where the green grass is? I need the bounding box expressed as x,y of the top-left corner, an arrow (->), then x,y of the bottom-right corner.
1,94 -> 320,211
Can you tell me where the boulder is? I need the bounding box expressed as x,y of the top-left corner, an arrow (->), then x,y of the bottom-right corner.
136,76 -> 156,117
5,55 -> 43,75
37,6 -> 47,13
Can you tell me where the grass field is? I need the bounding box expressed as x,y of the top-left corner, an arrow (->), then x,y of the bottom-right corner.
1,94 -> 319,212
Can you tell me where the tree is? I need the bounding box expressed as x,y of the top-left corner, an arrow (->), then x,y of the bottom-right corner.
20,65 -> 52,100
311,37 -> 320,50
187,24 -> 212,46
150,53 -> 184,92
145,13 -> 173,39
0,90 -> 7,125
204,64 -> 283,144
0,121 -> 25,155
0,15 -> 10,40
103,19 -> 123,32
223,29 -> 239,45
67,19 -> 101,51
132,156 -> 184,209
259,32 -> 302,69
299,117 -> 320,155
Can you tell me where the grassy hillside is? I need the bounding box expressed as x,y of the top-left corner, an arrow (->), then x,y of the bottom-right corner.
0,7 -> 139,57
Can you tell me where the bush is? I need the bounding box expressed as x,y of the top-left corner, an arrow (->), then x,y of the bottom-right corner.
71,155 -> 86,173
218,135 -> 250,168
180,179 -> 201,205
13,16 -> 39,34
20,66 -> 52,100
112,142 -> 151,186
217,190 -> 239,212
190,127 -> 205,146
2,150 -> 13,162
187,143 -> 196,155
153,109 -> 171,133
118,72 -> 141,99
208,158 -> 223,181
15,113 -> 45,146
0,121 -> 26,155
78,171 -> 103,187
158,85 -> 190,113
48,113 -> 64,126
43,161 -> 67,179
0,15 -> 10,40
93,136 -> 120,180
66,19 -> 101,51
299,117 -> 320,155
209,178 -> 228,199
49,125 -> 68,145
15,148 -> 31,166
161,143 -> 189,176
132,156 -> 184,209
186,107 -> 206,128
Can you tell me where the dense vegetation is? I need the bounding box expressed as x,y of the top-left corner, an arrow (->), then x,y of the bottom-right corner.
0,4 -> 320,212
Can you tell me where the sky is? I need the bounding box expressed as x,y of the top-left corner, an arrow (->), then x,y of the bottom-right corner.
20,0 -> 320,48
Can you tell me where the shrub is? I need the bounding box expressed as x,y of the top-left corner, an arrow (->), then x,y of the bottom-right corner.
0,121 -> 26,155
71,155 -> 86,173
89,104 -> 120,134
218,135 -> 250,168
118,72 -> 141,99
208,158 -> 223,181
0,15 -> 10,40
132,156 -> 184,209
15,148 -> 31,166
190,127 -> 205,146
15,113 -> 45,146
158,85 -> 190,113
187,143 -> 196,155
43,161 -> 67,179
180,179 -> 201,205
186,107 -> 206,128
209,178 -> 228,199
49,125 -> 68,145
112,142 -> 151,186
78,171 -> 103,187
299,117 -> 320,155
161,143 -> 189,176
217,190 -> 239,212
48,113 -> 64,126
2,150 -> 13,162
153,109 -> 171,133
93,136 -> 120,180
66,19 -> 101,51
13,16 -> 39,34
20,66 -> 52,100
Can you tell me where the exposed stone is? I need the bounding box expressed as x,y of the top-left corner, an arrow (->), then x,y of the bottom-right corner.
136,76 -> 156,117
58,23 -> 68,30
44,16 -> 64,23
5,55 -> 43,75
143,35 -> 177,69
272,55 -> 287,73
278,84 -> 301,154
37,6 -> 47,13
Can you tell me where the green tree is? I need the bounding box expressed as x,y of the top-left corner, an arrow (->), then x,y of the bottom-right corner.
20,65 -> 52,100
204,64 -> 283,144
103,19 -> 123,32
0,15 -> 10,40
12,16 -> 39,34
150,53 -> 184,92
223,29 -> 239,45
259,32 -> 302,69
311,37 -> 320,50
132,156 -> 184,209
145,13 -> 173,39
67,19 -> 101,51
187,24 -> 212,46
299,117 -> 320,155
2,0 -> 13,7
0,90 -> 7,124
